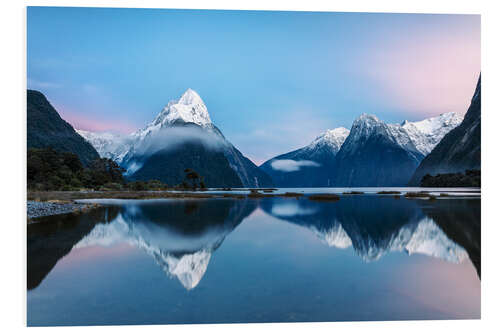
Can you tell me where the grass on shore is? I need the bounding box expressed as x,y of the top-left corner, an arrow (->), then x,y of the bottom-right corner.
308,194 -> 341,202
28,190 -> 230,202
404,192 -> 438,200
28,189 -> 304,202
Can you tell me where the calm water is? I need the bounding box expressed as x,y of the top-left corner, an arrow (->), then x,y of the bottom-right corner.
27,192 -> 480,326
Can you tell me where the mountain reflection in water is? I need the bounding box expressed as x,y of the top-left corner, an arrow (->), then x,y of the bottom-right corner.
261,197 -> 479,274
74,199 -> 257,289
27,196 -> 480,293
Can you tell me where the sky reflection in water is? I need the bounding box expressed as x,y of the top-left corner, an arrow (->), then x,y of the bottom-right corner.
27,196 -> 480,326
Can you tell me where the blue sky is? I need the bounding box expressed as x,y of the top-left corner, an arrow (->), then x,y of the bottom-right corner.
27,7 -> 480,164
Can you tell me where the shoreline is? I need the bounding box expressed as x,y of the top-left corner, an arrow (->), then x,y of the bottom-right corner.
27,200 -> 101,222
27,188 -> 481,221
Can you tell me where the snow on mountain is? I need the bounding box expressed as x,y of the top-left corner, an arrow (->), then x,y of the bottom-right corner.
339,113 -> 396,155
305,127 -> 350,154
77,89 -> 215,166
74,212 -> 229,290
76,129 -> 128,160
259,126 -> 350,187
333,112 -> 462,186
392,112 -> 463,155
262,112 -> 461,187
310,222 -> 352,249
77,89 -> 272,187
405,218 -> 469,263
159,250 -> 212,290
131,88 -> 213,143
342,112 -> 462,158
266,127 -> 350,171
308,217 -> 468,264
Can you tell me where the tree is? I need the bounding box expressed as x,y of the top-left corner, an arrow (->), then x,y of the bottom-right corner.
184,168 -> 201,189
89,158 -> 126,185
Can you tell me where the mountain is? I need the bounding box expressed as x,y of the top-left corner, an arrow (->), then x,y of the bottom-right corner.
129,139 -> 244,187
75,130 -> 126,161
259,128 -> 350,187
259,111 -> 461,188
28,206 -> 120,290
409,76 -> 481,186
417,199 -> 481,277
259,196 -> 469,265
27,90 -> 99,166
74,199 -> 258,290
391,112 -> 463,155
79,89 -> 273,188
333,112 -> 462,186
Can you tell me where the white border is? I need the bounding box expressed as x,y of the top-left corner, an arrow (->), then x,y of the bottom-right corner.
2,1 -> 499,332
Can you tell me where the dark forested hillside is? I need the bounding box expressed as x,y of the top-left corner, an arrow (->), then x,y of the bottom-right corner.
129,142 -> 244,188
27,90 -> 99,166
27,148 -> 124,191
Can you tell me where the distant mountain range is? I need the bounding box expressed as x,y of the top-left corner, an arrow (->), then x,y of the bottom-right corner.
78,89 -> 272,188
29,78 -> 479,188
260,112 -> 463,187
409,76 -> 481,185
27,90 -> 99,166
259,128 -> 349,187
259,196 -> 472,268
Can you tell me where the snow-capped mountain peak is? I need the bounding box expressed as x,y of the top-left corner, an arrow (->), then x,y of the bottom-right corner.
178,88 -> 204,105
354,113 -> 381,127
344,112 -> 463,157
402,112 -> 462,135
152,88 -> 211,128
351,113 -> 386,137
394,112 -> 463,155
308,127 -> 350,153
305,217 -> 468,264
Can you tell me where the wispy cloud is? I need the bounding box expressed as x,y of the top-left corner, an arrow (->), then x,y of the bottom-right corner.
53,103 -> 138,135
271,202 -> 318,217
270,159 -> 321,172
133,126 -> 226,156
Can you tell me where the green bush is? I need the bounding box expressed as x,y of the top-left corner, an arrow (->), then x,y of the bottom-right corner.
27,147 -> 126,191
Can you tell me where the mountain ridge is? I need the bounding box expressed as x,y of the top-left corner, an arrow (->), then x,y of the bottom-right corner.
261,111 -> 461,187
79,89 -> 273,187
259,127 -> 350,187
409,76 -> 481,185
27,90 -> 100,166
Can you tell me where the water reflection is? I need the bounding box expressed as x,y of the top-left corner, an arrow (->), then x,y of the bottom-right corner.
28,196 -> 480,293
260,196 -> 479,276
27,207 -> 120,290
417,199 -> 481,277
29,199 -> 257,290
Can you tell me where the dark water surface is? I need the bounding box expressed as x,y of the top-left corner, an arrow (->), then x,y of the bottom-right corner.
27,195 -> 480,326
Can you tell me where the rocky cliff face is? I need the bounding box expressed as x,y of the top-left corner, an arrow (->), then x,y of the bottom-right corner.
409,76 -> 481,186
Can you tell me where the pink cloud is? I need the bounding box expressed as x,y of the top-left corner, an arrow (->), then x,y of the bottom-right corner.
357,22 -> 480,118
54,103 -> 138,134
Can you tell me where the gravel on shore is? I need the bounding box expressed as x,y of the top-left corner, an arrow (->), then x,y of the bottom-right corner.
27,200 -> 91,220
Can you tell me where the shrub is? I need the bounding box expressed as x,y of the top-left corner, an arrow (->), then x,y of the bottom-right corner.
308,194 -> 340,201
